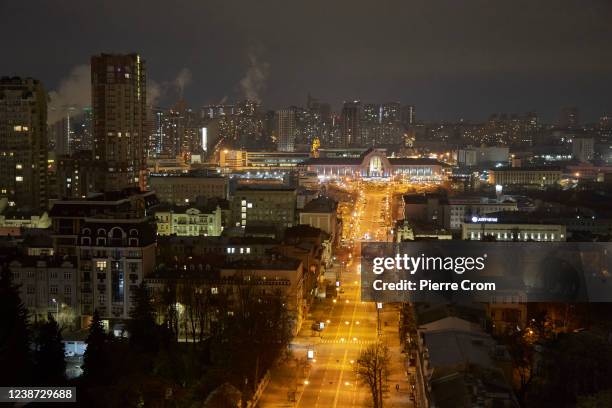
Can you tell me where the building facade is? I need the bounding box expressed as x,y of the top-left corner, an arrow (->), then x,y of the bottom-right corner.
49,190 -> 159,327
149,173 -> 228,204
0,76 -> 48,209
277,109 -> 296,152
231,185 -> 297,231
462,221 -> 566,241
489,167 -> 562,186
91,53 -> 147,192
9,257 -> 78,325
300,148 -> 447,181
154,205 -> 223,237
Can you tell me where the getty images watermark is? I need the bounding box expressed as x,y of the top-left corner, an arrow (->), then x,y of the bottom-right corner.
361,241 -> 612,304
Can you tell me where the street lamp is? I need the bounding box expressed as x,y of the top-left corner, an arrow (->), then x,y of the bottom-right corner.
51,298 -> 58,318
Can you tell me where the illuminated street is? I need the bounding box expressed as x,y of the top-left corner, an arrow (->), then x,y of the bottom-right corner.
258,179 -> 432,407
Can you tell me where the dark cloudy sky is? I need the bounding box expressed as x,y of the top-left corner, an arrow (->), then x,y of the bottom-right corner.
1,0 -> 611,122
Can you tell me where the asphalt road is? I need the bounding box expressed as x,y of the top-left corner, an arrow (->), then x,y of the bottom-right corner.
259,180 -> 414,407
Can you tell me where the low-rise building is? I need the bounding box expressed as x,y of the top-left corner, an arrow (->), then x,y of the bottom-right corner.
0,198 -> 51,235
154,204 -> 223,237
299,196 -> 339,244
447,196 -> 518,230
49,189 -> 160,328
149,172 -> 229,204
414,315 -> 517,408
231,185 -> 297,232
489,167 -> 562,187
461,212 -> 566,241
9,256 -> 78,327
220,257 -> 305,334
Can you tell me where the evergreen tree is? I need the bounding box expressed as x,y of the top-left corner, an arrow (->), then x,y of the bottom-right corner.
83,309 -> 110,383
33,314 -> 66,385
0,264 -> 32,385
128,281 -> 158,353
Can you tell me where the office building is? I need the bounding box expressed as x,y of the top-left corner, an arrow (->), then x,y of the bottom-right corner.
447,196 -> 518,230
489,167 -> 562,186
231,185 -> 297,231
461,213 -> 566,242
149,172 -> 228,204
456,146 -> 509,167
0,76 -> 49,209
91,53 -> 147,191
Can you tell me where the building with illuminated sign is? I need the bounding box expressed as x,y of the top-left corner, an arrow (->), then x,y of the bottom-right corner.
461,212 -> 566,241
300,148 -> 447,180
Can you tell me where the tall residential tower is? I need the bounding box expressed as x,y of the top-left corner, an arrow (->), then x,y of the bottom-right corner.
91,53 -> 147,191
0,77 -> 48,209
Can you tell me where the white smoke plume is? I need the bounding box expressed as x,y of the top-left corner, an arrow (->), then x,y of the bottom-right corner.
48,65 -> 191,117
147,80 -> 163,106
48,64 -> 91,124
174,68 -> 192,98
239,48 -> 270,103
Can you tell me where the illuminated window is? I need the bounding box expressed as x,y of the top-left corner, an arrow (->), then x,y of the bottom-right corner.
13,125 -> 22,132
15,164 -> 22,169
15,176 -> 23,182
96,261 -> 107,270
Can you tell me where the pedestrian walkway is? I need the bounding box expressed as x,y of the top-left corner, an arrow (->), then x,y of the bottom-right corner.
380,305 -> 415,407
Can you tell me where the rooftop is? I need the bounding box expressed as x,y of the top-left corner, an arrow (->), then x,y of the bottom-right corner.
302,196 -> 338,213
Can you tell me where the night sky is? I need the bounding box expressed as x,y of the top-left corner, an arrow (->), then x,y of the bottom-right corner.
1,0 -> 611,122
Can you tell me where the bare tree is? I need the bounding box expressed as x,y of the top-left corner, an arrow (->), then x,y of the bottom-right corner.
354,342 -> 390,408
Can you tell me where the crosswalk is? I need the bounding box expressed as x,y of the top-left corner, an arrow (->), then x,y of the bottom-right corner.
318,337 -> 378,345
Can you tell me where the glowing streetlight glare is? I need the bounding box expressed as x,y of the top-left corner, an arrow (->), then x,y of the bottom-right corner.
304,380 -> 310,385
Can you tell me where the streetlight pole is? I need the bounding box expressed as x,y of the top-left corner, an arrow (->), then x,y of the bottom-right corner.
51,298 -> 58,319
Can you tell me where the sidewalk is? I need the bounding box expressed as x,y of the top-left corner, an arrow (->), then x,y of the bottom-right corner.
380,305 -> 414,408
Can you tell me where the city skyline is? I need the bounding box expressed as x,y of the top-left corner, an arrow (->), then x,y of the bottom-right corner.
1,0 -> 612,122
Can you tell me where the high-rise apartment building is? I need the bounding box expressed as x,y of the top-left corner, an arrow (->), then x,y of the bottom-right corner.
341,101 -> 362,147
91,53 -> 147,191
277,109 -> 296,152
401,105 -> 416,127
0,77 -> 48,209
560,107 -> 579,129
